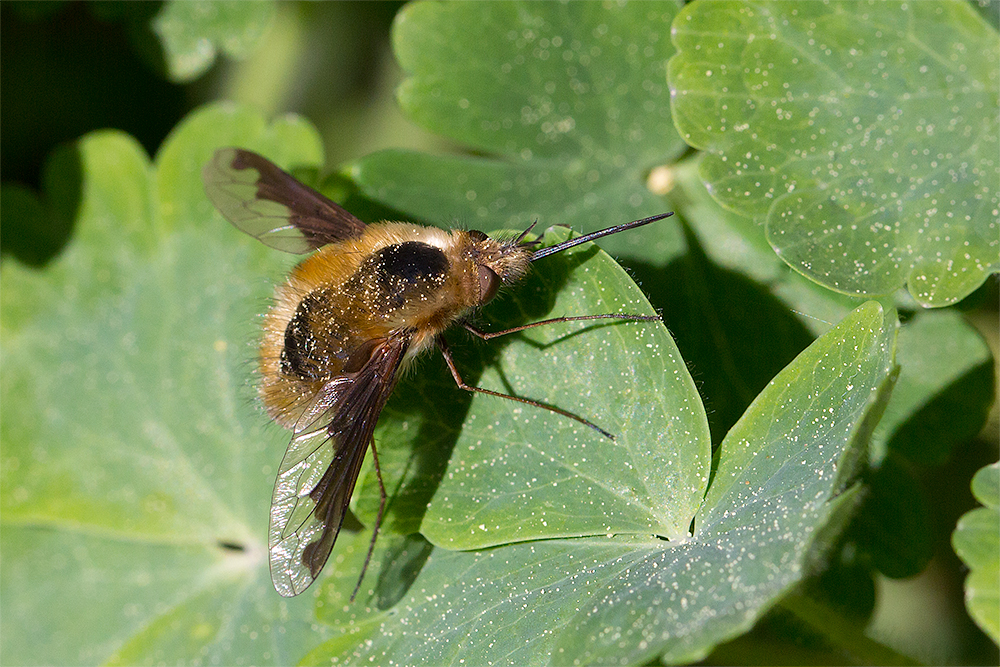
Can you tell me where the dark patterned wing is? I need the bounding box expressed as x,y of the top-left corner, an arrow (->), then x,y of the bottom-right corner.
268,333 -> 410,597
203,148 -> 367,253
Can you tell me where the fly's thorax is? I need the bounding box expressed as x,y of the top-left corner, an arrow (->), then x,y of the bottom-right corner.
257,223 -> 535,428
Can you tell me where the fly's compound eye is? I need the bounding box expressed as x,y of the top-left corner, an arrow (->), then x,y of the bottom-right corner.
477,265 -> 500,305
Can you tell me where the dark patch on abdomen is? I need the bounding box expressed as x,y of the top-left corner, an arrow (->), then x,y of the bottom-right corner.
281,307 -> 320,379
281,289 -> 342,380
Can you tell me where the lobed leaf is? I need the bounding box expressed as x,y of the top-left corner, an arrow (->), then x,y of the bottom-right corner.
352,225 -> 710,547
0,101 -> 699,665
310,302 -> 898,665
953,462 -> 1000,644
350,1 -> 688,264
670,0 -> 1000,305
151,0 -> 276,82
0,104 -> 329,666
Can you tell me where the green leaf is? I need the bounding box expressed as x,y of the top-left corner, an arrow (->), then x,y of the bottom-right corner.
0,101 -> 703,665
0,104 -> 329,666
310,530 -> 433,636
352,225 -> 711,546
953,461 -> 1000,644
699,302 -> 896,526
671,156 -> 875,331
350,1 -> 688,264
670,1 -> 1000,306
151,0 -> 276,82
650,157 -> 882,443
308,302 -> 897,665
676,158 -> 994,580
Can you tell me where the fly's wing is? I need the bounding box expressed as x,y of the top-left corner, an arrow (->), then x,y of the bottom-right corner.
268,333 -> 410,597
203,148 -> 367,253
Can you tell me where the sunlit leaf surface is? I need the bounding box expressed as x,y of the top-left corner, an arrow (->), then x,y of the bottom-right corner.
670,0 -> 999,305
0,105 -> 328,666
308,303 -> 898,665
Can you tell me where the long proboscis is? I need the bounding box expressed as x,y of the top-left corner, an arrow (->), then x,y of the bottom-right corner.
529,212 -> 673,262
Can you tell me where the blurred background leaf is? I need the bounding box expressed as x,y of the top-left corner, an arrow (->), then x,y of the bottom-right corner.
151,0 -> 276,82
953,461 -> 1000,644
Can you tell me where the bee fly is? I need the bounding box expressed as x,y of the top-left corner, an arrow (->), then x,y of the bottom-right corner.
203,148 -> 672,598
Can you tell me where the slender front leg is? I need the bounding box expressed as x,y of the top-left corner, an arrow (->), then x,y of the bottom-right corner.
462,312 -> 660,340
436,335 -> 614,440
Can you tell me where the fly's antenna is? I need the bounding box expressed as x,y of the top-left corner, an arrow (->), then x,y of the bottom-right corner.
514,220 -> 539,244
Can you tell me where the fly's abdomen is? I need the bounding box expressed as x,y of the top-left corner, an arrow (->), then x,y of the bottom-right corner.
279,288 -> 352,380
280,241 -> 451,379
